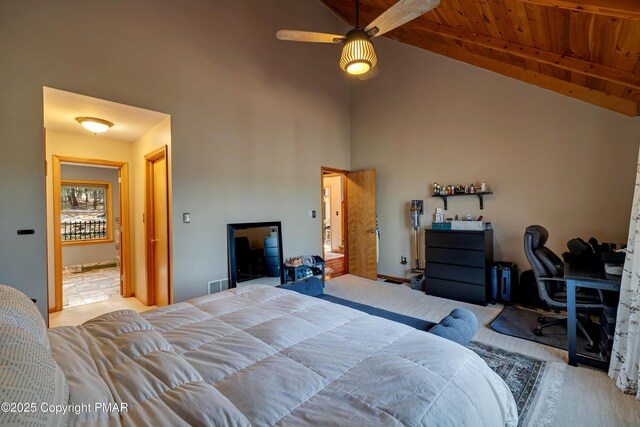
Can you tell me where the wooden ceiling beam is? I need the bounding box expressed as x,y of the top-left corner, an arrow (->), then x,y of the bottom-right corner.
318,1 -> 638,115
409,21 -> 640,90
389,32 -> 638,116
323,2 -> 640,89
517,1 -> 640,20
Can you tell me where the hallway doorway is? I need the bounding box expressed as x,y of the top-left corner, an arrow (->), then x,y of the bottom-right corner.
321,168 -> 347,278
44,87 -> 172,320
51,157 -> 132,312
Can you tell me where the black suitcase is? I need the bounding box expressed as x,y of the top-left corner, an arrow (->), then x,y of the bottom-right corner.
490,262 -> 519,304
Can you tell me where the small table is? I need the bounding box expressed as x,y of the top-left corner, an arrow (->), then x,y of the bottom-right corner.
283,261 -> 325,286
565,262 -> 621,368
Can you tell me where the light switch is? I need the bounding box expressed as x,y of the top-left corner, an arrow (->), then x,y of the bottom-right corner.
309,210 -> 316,218
183,213 -> 191,223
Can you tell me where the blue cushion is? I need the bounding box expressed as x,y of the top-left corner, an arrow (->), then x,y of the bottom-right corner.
278,277 -> 324,297
429,308 -> 478,346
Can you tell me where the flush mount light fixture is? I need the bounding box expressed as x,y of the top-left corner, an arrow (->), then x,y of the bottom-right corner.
339,28 -> 377,76
75,117 -> 114,134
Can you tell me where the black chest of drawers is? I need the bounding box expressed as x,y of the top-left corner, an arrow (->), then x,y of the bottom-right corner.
424,229 -> 494,306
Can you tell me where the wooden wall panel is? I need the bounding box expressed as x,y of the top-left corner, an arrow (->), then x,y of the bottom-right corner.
568,10 -> 594,60
503,0 -> 537,46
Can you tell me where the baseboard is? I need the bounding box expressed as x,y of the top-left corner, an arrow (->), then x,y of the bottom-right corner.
377,274 -> 411,284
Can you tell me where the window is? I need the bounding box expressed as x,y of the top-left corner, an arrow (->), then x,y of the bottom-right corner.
60,180 -> 112,244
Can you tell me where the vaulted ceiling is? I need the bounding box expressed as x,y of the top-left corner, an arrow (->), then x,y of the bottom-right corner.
319,0 -> 640,116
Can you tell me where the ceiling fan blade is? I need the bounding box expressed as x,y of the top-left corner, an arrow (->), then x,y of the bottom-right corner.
359,65 -> 379,81
365,0 -> 439,38
276,30 -> 345,43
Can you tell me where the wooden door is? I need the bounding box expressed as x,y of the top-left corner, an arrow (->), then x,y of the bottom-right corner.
346,169 -> 377,280
145,148 -> 170,306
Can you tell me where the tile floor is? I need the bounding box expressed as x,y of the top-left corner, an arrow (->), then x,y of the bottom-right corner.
49,296 -> 155,328
63,267 -> 121,307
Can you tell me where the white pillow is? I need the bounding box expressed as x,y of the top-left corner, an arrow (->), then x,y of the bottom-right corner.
0,284 -> 49,349
0,325 -> 68,427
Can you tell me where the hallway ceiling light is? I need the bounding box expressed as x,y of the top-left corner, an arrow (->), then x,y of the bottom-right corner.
75,117 -> 114,134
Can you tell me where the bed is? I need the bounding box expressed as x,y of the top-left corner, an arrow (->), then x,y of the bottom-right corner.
1,284 -> 518,426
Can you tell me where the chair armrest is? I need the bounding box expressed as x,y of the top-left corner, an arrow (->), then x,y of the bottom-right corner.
539,276 -> 565,283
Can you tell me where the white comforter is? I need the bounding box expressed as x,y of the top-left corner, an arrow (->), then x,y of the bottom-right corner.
48,285 -> 518,426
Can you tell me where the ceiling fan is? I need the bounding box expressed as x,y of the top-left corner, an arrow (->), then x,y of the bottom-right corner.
276,0 -> 440,79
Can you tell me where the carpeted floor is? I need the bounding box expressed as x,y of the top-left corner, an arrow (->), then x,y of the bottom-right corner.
324,274 -> 640,427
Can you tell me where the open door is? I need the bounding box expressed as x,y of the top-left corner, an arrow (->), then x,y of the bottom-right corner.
145,146 -> 170,306
346,169 -> 377,280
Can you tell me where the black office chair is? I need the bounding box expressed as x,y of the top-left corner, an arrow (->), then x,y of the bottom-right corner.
524,225 -> 602,349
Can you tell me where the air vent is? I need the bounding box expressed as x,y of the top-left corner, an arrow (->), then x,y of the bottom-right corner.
208,278 -> 229,294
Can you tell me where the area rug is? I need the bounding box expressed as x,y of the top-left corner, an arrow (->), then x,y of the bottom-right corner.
469,341 -> 565,427
490,305 -> 598,353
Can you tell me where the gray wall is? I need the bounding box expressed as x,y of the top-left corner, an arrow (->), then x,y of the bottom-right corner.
350,38 -> 640,277
60,165 -> 119,267
0,0 -> 350,320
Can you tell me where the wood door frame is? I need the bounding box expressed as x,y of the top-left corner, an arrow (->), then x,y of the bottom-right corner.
51,155 -> 132,312
321,167 -> 349,273
144,146 -> 173,305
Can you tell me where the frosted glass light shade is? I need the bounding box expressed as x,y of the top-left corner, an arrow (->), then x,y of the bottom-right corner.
339,29 -> 377,76
75,117 -> 113,134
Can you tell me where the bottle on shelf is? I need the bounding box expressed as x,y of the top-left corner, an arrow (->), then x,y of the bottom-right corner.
481,180 -> 486,193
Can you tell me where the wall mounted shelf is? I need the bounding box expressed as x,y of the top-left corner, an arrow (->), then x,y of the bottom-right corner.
433,192 -> 493,210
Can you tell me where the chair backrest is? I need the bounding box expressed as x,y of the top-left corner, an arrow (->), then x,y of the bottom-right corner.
524,225 -> 565,305
524,225 -> 564,277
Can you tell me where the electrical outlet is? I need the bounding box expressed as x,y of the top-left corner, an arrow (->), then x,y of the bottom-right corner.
401,256 -> 407,265
183,213 -> 191,223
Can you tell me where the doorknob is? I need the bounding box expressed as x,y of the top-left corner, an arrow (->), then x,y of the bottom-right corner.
150,239 -> 158,243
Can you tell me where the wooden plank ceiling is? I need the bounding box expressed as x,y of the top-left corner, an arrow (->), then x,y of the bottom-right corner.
318,0 -> 640,116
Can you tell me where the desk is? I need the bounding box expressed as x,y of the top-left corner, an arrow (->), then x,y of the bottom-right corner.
565,262 -> 621,368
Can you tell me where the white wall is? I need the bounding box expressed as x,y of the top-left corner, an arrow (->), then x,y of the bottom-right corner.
0,0 -> 350,319
350,38 -> 640,278
60,164 -> 119,268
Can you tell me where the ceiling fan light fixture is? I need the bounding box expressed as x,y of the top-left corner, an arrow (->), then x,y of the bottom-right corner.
75,117 -> 114,134
339,28 -> 377,76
